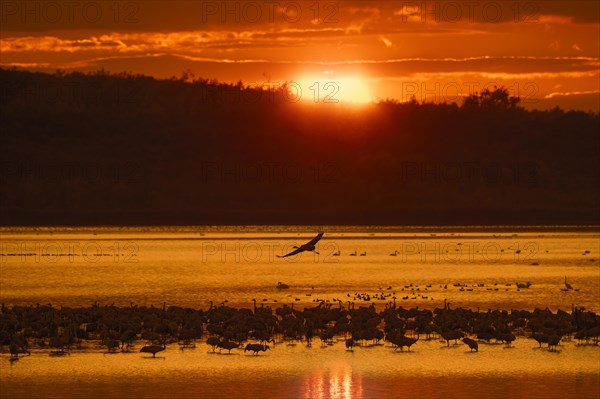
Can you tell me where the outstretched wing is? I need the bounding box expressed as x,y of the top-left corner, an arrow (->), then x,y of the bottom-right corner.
277,233 -> 324,258
277,247 -> 305,258
304,232 -> 324,247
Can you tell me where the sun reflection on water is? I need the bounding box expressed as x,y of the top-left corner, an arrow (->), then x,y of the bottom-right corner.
304,366 -> 362,399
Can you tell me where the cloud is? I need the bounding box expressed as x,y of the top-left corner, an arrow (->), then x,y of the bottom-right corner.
0,1 -> 597,39
0,27 -> 358,54
5,53 -> 596,78
1,35 -> 127,52
545,90 -> 600,98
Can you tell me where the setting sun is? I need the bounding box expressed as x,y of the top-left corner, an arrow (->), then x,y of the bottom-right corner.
295,76 -> 373,104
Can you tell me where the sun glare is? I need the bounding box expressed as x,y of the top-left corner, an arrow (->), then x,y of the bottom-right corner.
294,76 -> 373,104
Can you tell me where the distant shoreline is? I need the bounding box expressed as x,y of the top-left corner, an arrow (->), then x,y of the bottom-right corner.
1,224 -> 599,234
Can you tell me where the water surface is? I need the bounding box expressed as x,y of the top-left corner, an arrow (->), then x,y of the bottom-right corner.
1,226 -> 599,398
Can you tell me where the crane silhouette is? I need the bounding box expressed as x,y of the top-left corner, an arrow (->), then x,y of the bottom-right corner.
244,343 -> 270,355
218,340 -> 239,354
140,341 -> 166,357
564,276 -> 573,290
462,337 -> 478,352
9,342 -> 30,359
277,233 -> 324,258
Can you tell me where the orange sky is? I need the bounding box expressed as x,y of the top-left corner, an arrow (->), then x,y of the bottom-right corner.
1,1 -> 599,110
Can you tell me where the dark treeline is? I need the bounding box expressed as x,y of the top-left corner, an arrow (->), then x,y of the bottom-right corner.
1,68 -> 598,225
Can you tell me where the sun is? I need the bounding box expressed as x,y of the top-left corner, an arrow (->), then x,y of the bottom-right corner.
294,76 -> 373,104
337,77 -> 373,104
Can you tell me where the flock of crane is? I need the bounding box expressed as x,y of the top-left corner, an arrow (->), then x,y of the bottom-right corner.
2,299 -> 599,362
270,276 -> 579,305
2,233 -> 595,362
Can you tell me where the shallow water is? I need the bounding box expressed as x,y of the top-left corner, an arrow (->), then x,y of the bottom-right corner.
2,338 -> 599,399
1,227 -> 599,311
1,226 -> 599,398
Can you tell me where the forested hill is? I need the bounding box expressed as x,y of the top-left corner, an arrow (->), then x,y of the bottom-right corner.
1,68 -> 598,225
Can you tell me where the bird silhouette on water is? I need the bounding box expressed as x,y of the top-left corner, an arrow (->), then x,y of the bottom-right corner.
9,340 -> 30,360
277,233 -> 324,258
564,276 -> 573,290
561,277 -> 580,291
548,334 -> 562,351
391,335 -> 419,351
244,343 -> 270,355
218,340 -> 239,354
462,337 -> 478,352
516,282 -> 532,289
140,340 -> 166,357
1,301 -> 598,360
441,330 -> 463,346
345,338 -> 356,351
206,337 -> 221,352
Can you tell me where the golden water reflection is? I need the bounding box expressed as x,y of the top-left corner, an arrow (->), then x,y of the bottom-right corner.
304,365 -> 362,399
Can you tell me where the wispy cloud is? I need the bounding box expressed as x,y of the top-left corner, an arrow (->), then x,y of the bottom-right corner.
545,90 -> 600,98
